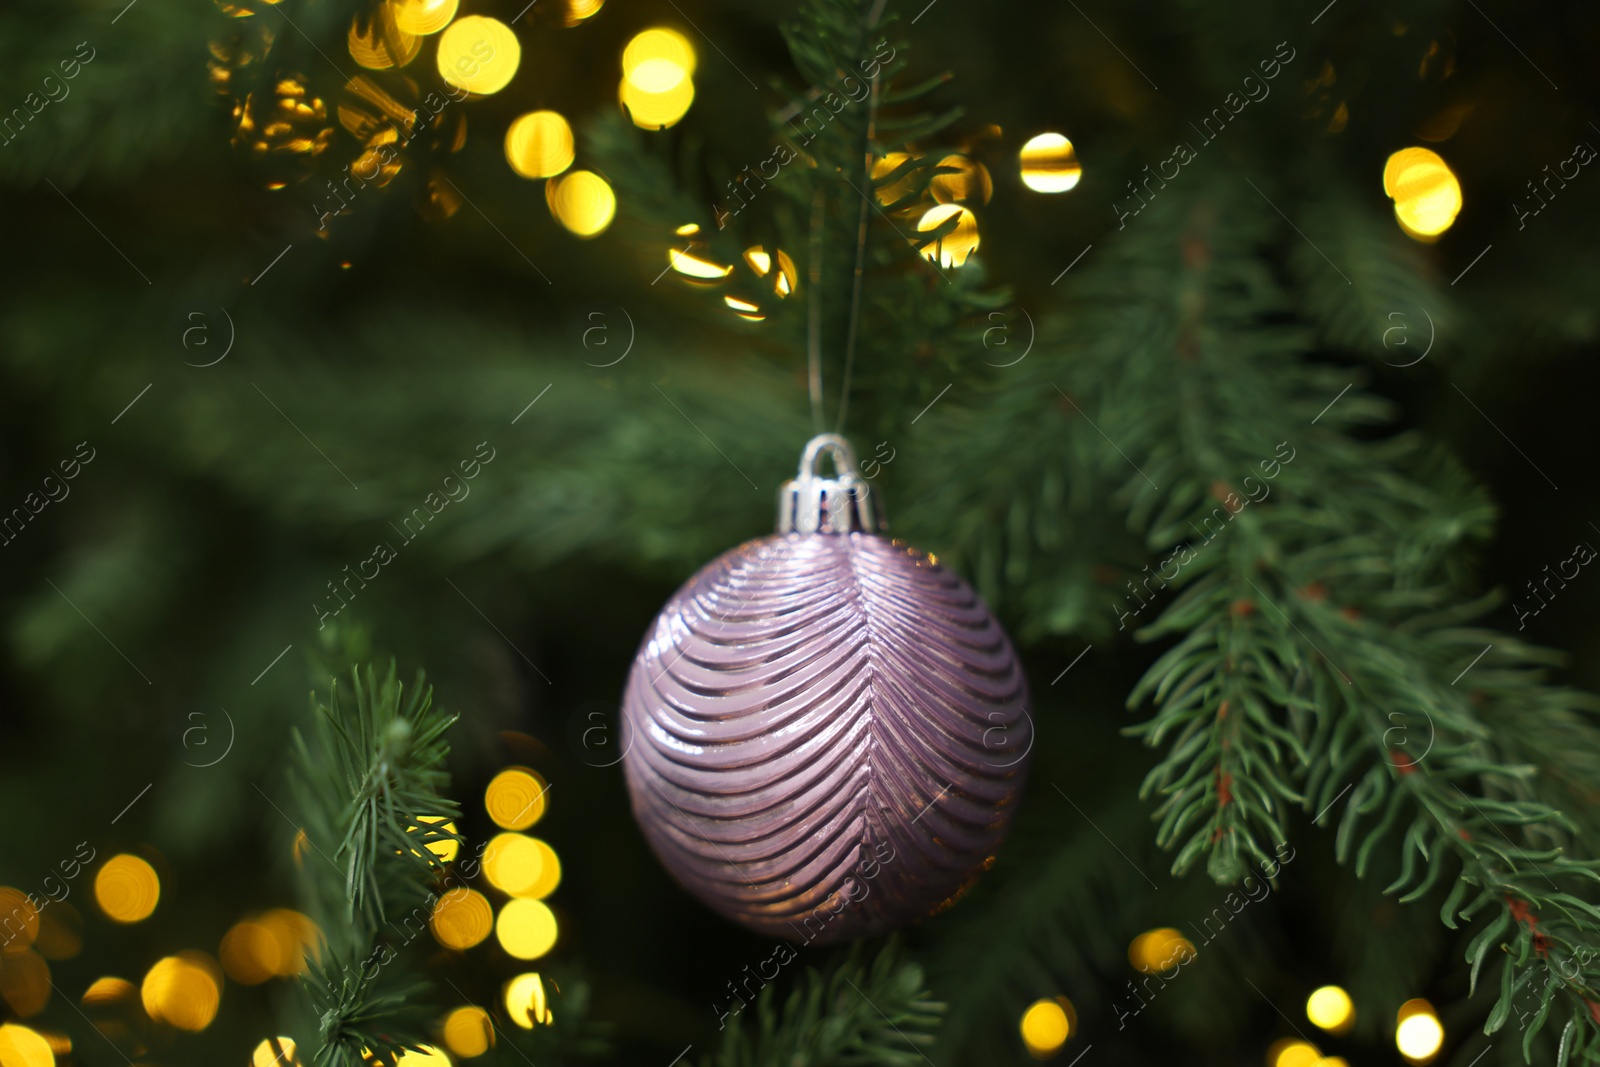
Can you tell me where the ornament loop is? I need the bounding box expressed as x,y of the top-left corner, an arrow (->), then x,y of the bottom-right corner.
777,433 -> 887,535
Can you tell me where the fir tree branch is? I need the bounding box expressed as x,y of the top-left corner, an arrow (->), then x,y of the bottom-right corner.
705,941 -> 943,1067
290,655 -> 463,1067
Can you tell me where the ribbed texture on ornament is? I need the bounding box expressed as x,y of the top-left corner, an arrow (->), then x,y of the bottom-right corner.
621,533 -> 1031,943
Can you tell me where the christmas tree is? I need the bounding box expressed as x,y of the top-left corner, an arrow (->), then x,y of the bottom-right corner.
2,0 -> 1599,1064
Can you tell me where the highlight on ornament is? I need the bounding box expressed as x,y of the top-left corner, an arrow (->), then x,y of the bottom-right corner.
1020,132 -> 1082,192
1019,997 -> 1074,1058
1394,998 -> 1444,1062
1305,984 -> 1354,1033
1382,146 -> 1461,240
436,15 -> 521,95
546,170 -> 616,236
505,112 -> 575,180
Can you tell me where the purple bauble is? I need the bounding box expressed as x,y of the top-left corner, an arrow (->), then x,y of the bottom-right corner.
621,435 -> 1031,943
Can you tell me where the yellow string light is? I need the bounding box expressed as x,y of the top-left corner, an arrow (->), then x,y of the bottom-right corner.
437,16 -> 521,95
1019,997 -> 1072,1058
1019,133 -> 1082,193
390,0 -> 457,35
1305,985 -> 1354,1034
496,898 -> 558,959
505,113 -> 575,180
915,204 -> 979,267
504,972 -> 553,1028
94,854 -> 160,924
547,171 -> 616,237
442,1005 -> 495,1057
140,953 -> 222,1032
0,1024 -> 54,1067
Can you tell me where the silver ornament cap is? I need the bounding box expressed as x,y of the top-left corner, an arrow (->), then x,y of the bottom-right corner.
776,433 -> 886,535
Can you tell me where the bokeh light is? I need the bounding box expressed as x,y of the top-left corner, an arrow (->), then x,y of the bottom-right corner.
483,833 -> 545,896
259,909 -> 320,976
620,76 -> 695,129
0,950 -> 51,1017
220,910 -> 317,983
94,854 -> 160,924
872,151 -> 920,205
744,246 -> 797,297
390,0 -> 458,36
140,953 -> 222,1032
1395,999 -> 1443,1062
505,112 -> 575,179
485,768 -> 548,830
563,0 -> 604,26
1019,133 -> 1082,193
623,29 -> 696,80
251,1036 -> 301,1066
496,898 -> 558,959
437,16 -> 521,95
504,972 -> 553,1028
1305,985 -> 1354,1034
393,1045 -> 452,1066
81,977 -> 136,1007
0,888 -> 42,949
348,11 -> 421,70
1268,1038 -> 1323,1067
1383,147 -> 1461,240
723,295 -> 763,322
929,153 -> 993,205
546,171 -> 616,237
523,839 -> 561,899
1019,997 -> 1073,1058
430,888 -> 494,950
220,920 -> 281,984
669,248 -> 733,280
32,903 -> 82,961
442,1005 -> 495,1057
916,204 -> 979,268
0,1024 -> 54,1067
412,816 -> 460,864
620,28 -> 696,129
1127,928 -> 1195,972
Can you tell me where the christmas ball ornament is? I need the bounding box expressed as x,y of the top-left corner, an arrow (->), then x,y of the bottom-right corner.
621,434 -> 1032,943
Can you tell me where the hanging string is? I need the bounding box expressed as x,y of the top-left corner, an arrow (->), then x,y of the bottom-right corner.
806,188 -> 826,433
834,0 -> 887,434
803,0 -> 887,437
